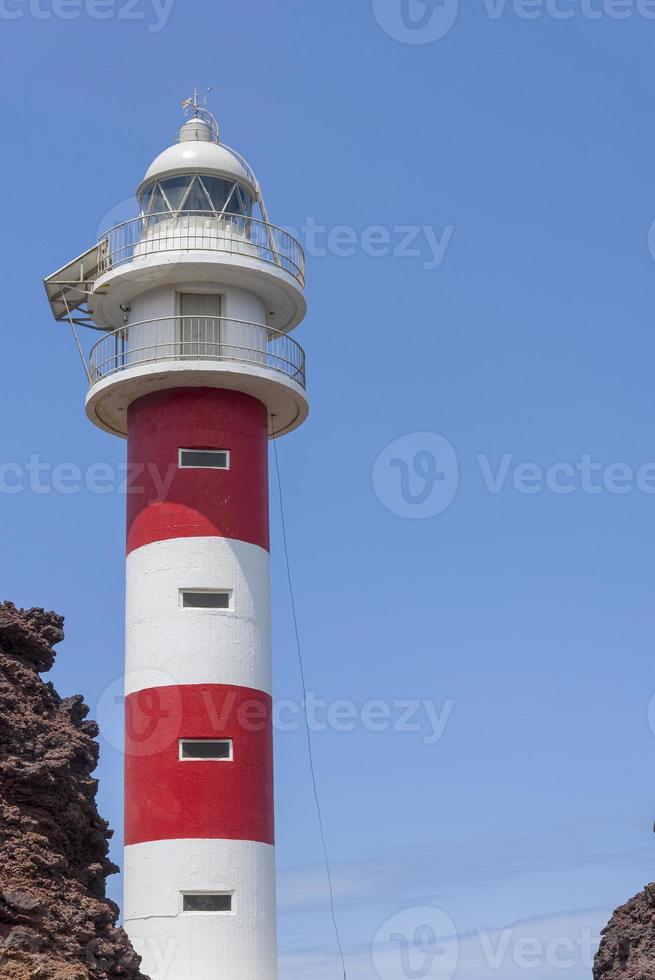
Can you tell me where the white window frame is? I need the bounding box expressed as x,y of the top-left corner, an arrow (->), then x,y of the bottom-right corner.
178,448 -> 231,470
180,891 -> 235,915
179,738 -> 234,762
179,589 -> 233,611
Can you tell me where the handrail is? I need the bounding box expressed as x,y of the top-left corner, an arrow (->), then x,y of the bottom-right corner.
97,211 -> 305,287
88,316 -> 306,390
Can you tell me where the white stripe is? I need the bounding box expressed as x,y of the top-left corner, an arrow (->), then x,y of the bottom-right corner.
125,537 -> 271,696
124,839 -> 277,980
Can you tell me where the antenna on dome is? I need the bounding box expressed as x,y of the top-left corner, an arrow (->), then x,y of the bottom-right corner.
181,86 -> 220,142
182,85 -> 212,117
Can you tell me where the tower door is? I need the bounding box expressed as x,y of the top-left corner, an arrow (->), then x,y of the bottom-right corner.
179,293 -> 222,358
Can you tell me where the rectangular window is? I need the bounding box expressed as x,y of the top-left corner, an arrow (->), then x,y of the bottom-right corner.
179,739 -> 233,761
182,893 -> 233,913
179,449 -> 230,470
180,590 -> 232,610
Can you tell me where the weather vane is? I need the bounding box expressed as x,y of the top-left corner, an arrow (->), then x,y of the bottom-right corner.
182,85 -> 213,118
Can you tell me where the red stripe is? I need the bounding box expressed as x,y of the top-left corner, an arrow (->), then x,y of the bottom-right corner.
124,684 -> 274,846
126,388 -> 269,555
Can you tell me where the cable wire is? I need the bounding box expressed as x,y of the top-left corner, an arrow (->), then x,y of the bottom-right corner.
272,435 -> 348,980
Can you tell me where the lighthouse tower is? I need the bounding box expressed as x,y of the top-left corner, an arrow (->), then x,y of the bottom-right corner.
44,94 -> 308,980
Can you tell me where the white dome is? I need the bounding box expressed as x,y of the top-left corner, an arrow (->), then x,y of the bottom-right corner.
137,140 -> 257,198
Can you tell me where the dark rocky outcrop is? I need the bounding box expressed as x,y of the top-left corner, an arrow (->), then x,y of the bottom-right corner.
0,601 -> 147,979
594,884 -> 655,979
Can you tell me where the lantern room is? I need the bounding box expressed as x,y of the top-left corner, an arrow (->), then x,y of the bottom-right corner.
44,96 -> 308,440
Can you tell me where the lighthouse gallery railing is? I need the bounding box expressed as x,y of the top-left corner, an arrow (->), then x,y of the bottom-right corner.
88,316 -> 306,390
97,211 -> 305,287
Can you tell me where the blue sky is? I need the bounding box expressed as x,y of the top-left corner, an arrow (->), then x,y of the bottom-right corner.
2,0 -> 655,977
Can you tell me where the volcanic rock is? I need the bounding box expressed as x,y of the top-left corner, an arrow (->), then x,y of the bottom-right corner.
0,601 -> 148,979
594,884 -> 655,979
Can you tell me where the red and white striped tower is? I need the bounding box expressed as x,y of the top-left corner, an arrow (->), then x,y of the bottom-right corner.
44,95 -> 308,980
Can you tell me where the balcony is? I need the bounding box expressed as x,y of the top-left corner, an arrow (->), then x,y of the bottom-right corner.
88,316 -> 307,390
97,211 -> 305,288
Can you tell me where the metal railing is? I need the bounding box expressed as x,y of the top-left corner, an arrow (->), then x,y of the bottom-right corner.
88,316 -> 306,389
97,211 -> 305,286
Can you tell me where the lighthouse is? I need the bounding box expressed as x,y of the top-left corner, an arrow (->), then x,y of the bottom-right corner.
44,93 -> 308,980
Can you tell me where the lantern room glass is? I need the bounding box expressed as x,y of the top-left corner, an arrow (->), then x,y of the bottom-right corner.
138,175 -> 253,219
